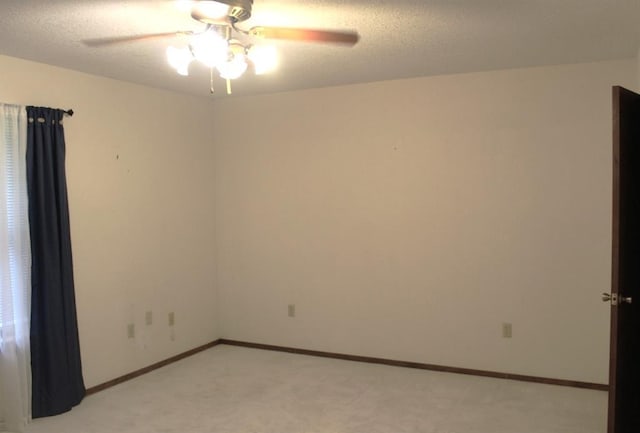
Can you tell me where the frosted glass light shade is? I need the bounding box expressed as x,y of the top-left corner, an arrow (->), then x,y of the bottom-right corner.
166,46 -> 193,76
190,31 -> 228,68
218,54 -> 248,79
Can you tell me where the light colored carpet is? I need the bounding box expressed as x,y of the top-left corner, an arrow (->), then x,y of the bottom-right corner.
26,345 -> 607,433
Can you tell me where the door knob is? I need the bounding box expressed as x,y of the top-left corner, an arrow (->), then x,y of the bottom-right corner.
602,292 -> 618,305
602,292 -> 632,305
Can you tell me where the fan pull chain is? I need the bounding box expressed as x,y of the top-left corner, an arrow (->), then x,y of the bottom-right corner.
226,78 -> 232,95
210,67 -> 215,94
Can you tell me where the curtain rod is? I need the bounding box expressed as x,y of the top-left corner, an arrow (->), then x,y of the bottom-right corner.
63,109 -> 74,117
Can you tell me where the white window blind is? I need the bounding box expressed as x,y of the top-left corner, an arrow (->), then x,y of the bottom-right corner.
0,103 -> 32,432
1,105 -> 30,345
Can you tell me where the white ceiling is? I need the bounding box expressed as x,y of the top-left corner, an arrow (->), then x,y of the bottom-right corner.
0,0 -> 639,98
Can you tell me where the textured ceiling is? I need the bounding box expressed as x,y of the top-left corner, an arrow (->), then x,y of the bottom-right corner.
0,0 -> 639,98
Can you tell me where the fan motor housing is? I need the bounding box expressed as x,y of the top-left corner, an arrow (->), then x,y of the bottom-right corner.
228,0 -> 253,22
191,0 -> 253,24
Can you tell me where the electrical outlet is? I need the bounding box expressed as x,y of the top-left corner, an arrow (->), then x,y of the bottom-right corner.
145,310 -> 153,326
127,323 -> 135,339
168,312 -> 175,327
288,304 -> 296,318
502,323 -> 513,338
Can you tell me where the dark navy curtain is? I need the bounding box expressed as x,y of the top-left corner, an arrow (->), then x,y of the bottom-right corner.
26,107 -> 85,418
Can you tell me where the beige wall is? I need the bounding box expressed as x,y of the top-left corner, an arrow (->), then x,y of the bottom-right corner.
0,55 -> 219,387
213,59 -> 636,384
1,53 -> 636,388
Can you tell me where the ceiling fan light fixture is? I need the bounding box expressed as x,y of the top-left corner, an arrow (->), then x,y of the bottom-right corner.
217,44 -> 248,80
247,45 -> 278,75
218,61 -> 247,80
166,46 -> 193,76
190,31 -> 228,67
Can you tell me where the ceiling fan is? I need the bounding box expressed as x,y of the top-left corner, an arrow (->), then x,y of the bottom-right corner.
84,0 -> 360,94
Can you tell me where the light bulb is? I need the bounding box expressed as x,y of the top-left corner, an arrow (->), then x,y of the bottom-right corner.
166,46 -> 193,76
190,31 -> 228,68
248,45 -> 278,75
218,53 -> 248,79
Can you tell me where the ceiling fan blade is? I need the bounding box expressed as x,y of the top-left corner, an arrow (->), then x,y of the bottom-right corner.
82,31 -> 192,47
249,26 -> 359,46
